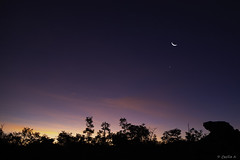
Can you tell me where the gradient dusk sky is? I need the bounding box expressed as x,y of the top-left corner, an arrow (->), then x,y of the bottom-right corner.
1,1 -> 240,138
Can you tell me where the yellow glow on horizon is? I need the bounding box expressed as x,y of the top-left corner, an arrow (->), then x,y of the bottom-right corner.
2,122 -> 96,139
1,122 -> 69,138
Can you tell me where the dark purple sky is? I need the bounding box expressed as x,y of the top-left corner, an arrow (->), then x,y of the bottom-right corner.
1,1 -> 240,138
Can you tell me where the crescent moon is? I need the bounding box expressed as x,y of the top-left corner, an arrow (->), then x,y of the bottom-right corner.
171,42 -> 177,47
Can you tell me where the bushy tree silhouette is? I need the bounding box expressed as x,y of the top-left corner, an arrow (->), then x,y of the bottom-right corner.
161,128 -> 181,144
39,134 -> 54,145
128,123 -> 150,143
75,133 -> 85,144
112,118 -> 151,145
185,128 -> 203,142
0,126 -> 54,147
57,131 -> 75,146
21,127 -> 41,145
5,132 -> 22,145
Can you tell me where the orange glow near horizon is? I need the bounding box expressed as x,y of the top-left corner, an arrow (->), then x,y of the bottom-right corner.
1,122 -> 85,138
1,119 -> 172,140
0,93 -> 209,140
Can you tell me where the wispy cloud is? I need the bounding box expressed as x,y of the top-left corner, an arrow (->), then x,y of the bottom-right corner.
1,90 -> 204,139
38,91 -> 198,125
102,97 -> 175,118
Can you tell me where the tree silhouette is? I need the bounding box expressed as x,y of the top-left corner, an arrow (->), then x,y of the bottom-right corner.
57,131 -> 75,146
127,123 -> 150,143
21,127 -> 41,145
0,124 -> 7,145
185,128 -> 203,142
39,134 -> 54,145
119,118 -> 130,134
101,122 -> 111,138
161,128 -> 181,144
1,119 -> 240,159
75,133 -> 85,144
97,122 -> 111,144
113,118 -> 151,145
0,124 -> 4,139
112,118 -> 132,146
83,116 -> 94,143
149,128 -> 157,143
5,132 -> 22,145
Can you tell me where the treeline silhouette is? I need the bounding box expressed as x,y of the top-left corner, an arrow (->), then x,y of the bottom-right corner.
1,117 -> 240,159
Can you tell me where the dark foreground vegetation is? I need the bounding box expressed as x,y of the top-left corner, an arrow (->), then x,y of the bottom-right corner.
1,118 -> 240,160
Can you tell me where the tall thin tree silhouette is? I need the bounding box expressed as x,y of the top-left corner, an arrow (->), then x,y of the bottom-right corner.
83,116 -> 94,143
